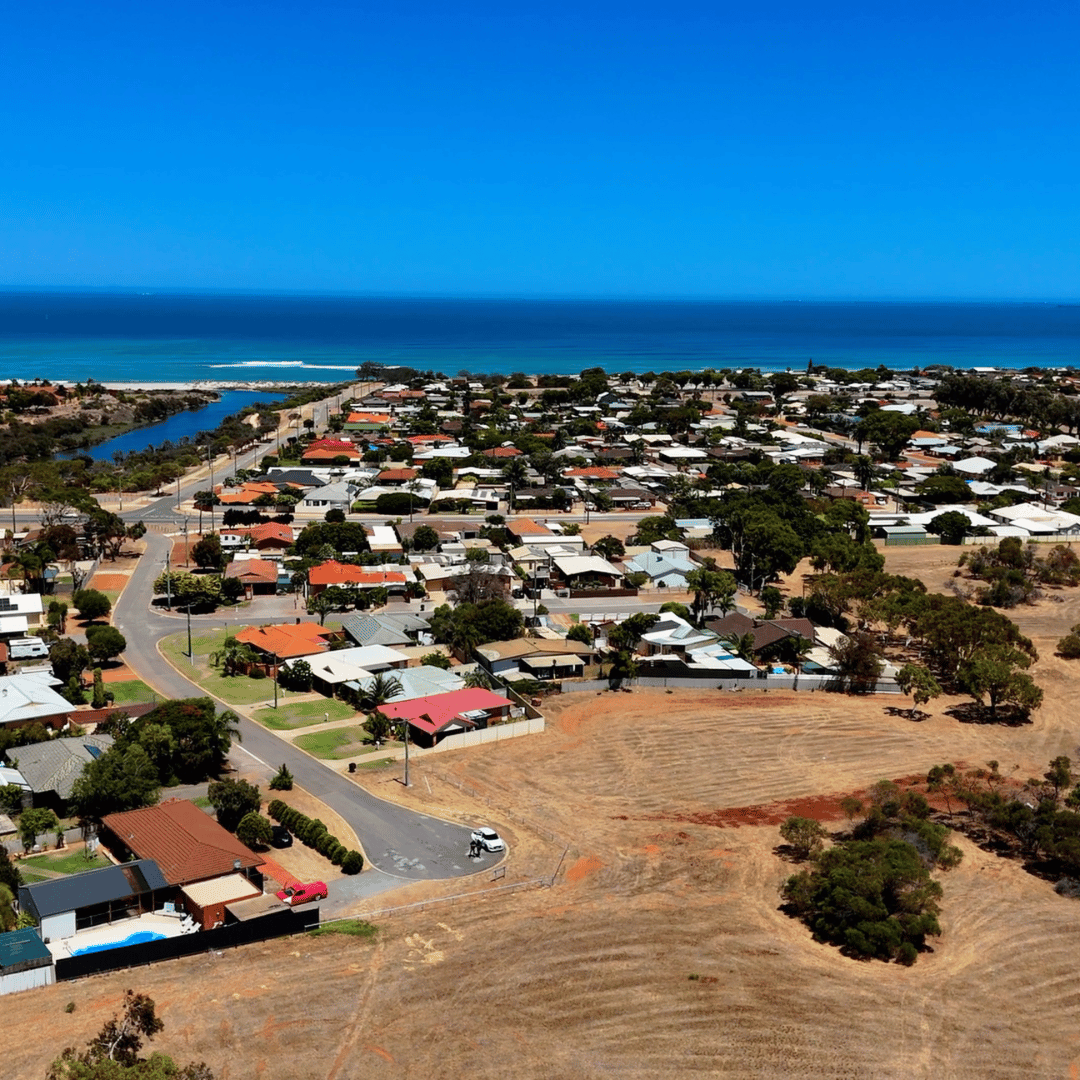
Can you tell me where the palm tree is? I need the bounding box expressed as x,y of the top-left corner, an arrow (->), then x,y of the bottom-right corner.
358,672 -> 404,713
210,636 -> 259,676
722,632 -> 757,664
853,455 -> 875,493
502,458 -> 530,511
462,669 -> 494,690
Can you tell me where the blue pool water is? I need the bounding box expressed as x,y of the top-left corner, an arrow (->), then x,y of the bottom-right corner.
71,929 -> 166,955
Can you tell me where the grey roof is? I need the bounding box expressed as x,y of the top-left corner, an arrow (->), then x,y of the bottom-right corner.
19,859 -> 169,920
341,611 -> 430,648
257,469 -> 326,487
345,666 -> 464,701
9,735 -> 114,800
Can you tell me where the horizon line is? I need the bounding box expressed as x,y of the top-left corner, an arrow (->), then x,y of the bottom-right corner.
1,285 -> 1079,305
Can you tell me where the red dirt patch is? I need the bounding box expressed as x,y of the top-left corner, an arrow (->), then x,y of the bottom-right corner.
89,573 -> 131,591
565,855 -> 604,883
101,665 -> 135,682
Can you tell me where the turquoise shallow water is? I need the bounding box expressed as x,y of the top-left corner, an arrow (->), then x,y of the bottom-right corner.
2,292 -> 1079,384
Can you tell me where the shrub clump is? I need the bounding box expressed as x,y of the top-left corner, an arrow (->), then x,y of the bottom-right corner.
268,800 -> 364,874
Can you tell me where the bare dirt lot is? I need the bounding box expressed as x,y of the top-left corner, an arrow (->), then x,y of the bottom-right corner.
5,544 -> 1080,1079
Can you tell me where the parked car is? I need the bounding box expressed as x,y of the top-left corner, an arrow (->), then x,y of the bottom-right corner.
471,827 -> 505,852
271,825 -> 293,848
276,881 -> 327,906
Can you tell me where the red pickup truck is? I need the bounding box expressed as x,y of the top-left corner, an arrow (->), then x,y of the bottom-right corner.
276,881 -> 327,906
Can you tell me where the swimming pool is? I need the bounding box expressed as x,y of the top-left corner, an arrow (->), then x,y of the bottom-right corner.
70,930 -> 167,956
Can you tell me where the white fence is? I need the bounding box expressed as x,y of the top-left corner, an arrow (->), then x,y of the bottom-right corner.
960,533 -> 1080,545
427,715 -> 545,754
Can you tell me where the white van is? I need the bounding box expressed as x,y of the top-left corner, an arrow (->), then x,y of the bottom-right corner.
7,638 -> 50,660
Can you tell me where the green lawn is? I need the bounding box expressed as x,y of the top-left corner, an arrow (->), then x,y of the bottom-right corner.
293,726 -> 401,760
107,679 -> 156,705
18,870 -> 50,884
191,796 -> 212,808
254,699 -> 355,731
22,851 -> 111,876
308,919 -> 377,939
160,629 -> 304,706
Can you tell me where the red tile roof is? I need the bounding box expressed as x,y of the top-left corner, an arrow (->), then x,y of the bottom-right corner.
308,561 -> 408,588
509,517 -> 554,536
379,688 -> 514,736
346,413 -> 391,424
377,468 -> 419,482
236,622 -> 332,658
562,467 -> 621,479
303,448 -> 362,461
308,439 -> 358,450
102,799 -> 261,886
482,446 -> 523,458
223,559 -> 279,584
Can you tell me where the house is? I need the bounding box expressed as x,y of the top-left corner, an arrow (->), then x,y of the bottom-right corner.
216,482 -> 281,507
705,612 -> 815,658
639,613 -> 719,658
0,671 -> 72,730
302,440 -> 363,463
307,561 -> 409,597
0,594 -> 44,637
481,446 -> 524,460
223,558 -> 279,597
19,859 -> 171,944
0,927 -> 55,995
343,412 -> 392,432
375,468 -> 419,487
285,644 -> 409,696
343,664 -> 465,705
340,611 -> 432,649
475,638 -> 594,680
6,735 -> 114,812
101,799 -> 263,888
622,549 -> 697,588
549,554 -> 624,590
297,480 -> 355,512
378,687 -> 515,748
236,622 -> 334,661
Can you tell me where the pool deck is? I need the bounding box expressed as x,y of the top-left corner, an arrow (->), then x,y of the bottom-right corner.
47,911 -> 192,961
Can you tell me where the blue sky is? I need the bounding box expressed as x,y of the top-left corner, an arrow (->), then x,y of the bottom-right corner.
3,1 -> 1078,298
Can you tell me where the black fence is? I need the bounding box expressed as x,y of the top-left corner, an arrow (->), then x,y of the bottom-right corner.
55,906 -> 320,981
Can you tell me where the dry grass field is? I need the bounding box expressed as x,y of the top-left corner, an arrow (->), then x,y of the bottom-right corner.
5,543 -> 1080,1079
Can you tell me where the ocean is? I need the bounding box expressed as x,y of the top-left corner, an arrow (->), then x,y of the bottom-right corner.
2,291 -> 1079,385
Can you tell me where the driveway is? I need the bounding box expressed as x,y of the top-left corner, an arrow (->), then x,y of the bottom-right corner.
114,531 -> 482,881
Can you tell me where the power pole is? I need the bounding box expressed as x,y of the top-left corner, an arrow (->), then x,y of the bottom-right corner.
165,550 -> 172,612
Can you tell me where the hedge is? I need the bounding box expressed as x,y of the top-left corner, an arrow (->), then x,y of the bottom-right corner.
268,800 -> 364,874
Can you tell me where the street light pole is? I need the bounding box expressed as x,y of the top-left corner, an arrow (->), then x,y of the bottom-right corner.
165,550 -> 172,612
399,721 -> 410,787
186,600 -> 193,662
272,652 -> 279,709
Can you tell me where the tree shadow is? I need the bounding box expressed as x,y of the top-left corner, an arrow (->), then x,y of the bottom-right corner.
944,702 -> 1033,726
883,705 -> 929,722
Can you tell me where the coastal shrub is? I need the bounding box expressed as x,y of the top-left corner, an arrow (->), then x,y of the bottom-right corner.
269,764 -> 294,791
267,801 -> 354,866
340,850 -> 364,875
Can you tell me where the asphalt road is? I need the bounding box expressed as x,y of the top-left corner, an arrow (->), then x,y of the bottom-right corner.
114,530 -> 484,882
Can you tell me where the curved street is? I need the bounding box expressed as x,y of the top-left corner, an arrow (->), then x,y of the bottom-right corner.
114,529 -> 481,887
